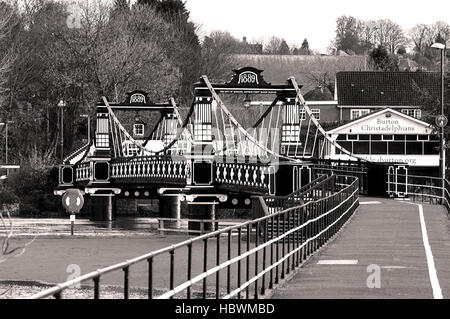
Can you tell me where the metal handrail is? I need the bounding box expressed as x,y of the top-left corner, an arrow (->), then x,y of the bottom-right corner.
31,175 -> 359,299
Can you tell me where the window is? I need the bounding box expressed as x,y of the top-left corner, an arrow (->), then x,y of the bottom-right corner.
300,109 -> 306,120
134,124 -> 144,136
127,143 -> 139,157
96,133 -> 109,148
371,142 -> 387,154
299,109 -> 320,120
401,109 -> 422,119
122,141 -> 140,157
406,142 -> 422,154
388,142 -> 405,155
350,109 -> 370,120
424,142 -> 439,155
282,124 -> 300,143
334,134 -> 436,156
194,123 -> 212,142
312,109 -> 320,120
337,141 -> 352,153
353,142 -> 369,154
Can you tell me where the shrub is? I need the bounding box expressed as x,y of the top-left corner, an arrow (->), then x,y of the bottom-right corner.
4,165 -> 60,217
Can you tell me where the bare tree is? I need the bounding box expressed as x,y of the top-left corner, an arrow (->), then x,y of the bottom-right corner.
408,22 -> 450,54
264,36 -> 283,55
0,2 -> 17,108
374,19 -> 408,54
201,31 -> 240,81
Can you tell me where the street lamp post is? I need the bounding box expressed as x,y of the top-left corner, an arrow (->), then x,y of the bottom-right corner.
0,121 -> 14,175
58,99 -> 66,162
431,42 -> 447,202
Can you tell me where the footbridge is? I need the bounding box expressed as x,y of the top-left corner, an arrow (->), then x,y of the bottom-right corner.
56,67 -> 396,224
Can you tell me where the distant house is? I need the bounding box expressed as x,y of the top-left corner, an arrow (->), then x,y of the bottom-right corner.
335,71 -> 440,121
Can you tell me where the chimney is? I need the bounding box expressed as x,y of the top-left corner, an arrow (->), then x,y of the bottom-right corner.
243,36 -> 247,43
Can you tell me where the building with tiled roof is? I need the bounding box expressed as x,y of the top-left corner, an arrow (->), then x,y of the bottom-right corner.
335,71 -> 440,121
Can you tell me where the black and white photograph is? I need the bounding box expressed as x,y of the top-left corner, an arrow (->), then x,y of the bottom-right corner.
0,0 -> 450,311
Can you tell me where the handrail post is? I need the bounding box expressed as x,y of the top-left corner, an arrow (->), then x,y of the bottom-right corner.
187,244 -> 192,299
147,257 -> 153,299
123,266 -> 129,299
170,250 -> 175,299
203,238 -> 208,299
93,276 -> 100,299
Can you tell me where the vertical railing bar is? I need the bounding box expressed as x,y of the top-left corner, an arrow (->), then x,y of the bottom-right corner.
246,223 -> 250,299
216,233 -> 220,299
123,266 -> 129,300
227,229 -> 232,295
281,211 -> 285,280
187,244 -> 192,299
286,210 -> 290,275
203,238 -> 208,299
147,257 -> 153,299
93,276 -> 100,300
170,250 -> 175,299
237,227 -> 242,299
254,221 -> 259,299
269,214 -> 273,289
261,218 -> 267,295
275,212 -> 280,284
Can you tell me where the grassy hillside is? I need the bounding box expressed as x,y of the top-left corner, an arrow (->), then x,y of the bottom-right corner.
231,54 -> 368,92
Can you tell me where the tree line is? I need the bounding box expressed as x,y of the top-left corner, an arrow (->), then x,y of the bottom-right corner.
333,15 -> 449,71
0,0 -> 234,215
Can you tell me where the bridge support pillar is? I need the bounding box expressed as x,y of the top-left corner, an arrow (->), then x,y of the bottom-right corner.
159,195 -> 181,229
187,202 -> 218,235
89,195 -> 116,221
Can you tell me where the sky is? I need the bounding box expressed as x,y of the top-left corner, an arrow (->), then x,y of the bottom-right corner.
184,0 -> 450,53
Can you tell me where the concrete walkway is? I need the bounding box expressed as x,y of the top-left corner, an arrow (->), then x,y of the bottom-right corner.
271,198 -> 450,299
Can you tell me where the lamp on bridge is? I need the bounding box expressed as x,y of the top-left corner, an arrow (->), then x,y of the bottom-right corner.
431,41 -> 447,202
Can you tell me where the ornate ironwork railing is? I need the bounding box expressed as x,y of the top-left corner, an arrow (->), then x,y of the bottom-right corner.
31,175 -> 359,300
214,162 -> 271,191
75,162 -> 92,183
110,157 -> 187,184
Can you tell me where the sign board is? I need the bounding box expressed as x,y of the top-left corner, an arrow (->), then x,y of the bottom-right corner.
436,115 -> 448,128
327,154 -> 439,167
328,110 -> 433,135
62,189 -> 85,213
124,90 -> 150,105
226,67 -> 271,88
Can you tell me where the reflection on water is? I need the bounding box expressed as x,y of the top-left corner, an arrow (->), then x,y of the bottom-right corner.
6,218 -> 160,236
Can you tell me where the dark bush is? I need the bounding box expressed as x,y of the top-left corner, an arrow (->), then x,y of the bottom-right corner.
4,165 -> 60,216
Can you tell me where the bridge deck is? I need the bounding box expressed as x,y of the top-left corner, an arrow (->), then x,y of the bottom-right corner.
271,198 -> 450,299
